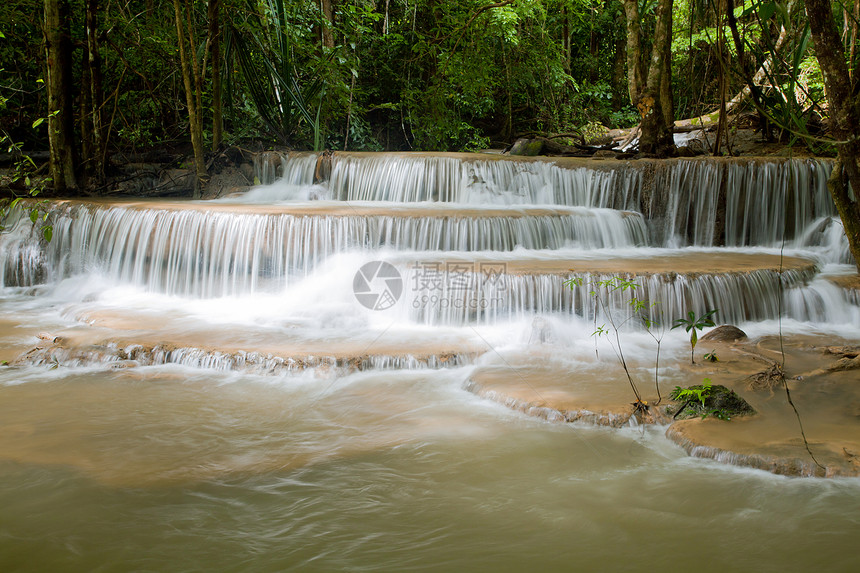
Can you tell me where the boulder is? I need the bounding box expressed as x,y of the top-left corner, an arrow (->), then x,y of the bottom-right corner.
670,382 -> 756,420
507,138 -> 544,156
701,325 -> 748,342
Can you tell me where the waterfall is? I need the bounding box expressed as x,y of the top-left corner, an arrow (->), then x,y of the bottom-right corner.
402,263 -> 819,326
645,158 -> 834,247
253,151 -> 319,186
328,153 -> 640,207
1,201 -> 646,295
327,154 -> 834,248
22,341 -> 476,375
723,159 -> 835,246
793,216 -> 853,265
1,154 -> 854,337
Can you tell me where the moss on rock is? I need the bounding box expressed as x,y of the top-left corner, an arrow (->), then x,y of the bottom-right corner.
670,380 -> 756,421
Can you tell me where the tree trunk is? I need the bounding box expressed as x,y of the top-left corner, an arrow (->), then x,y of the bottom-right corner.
589,10 -> 598,84
562,6 -> 570,73
713,0 -> 727,156
623,0 -> 642,104
84,0 -> 104,184
208,0 -> 222,150
611,3 -> 627,109
43,0 -> 77,193
321,0 -> 335,49
806,0 -> 860,271
852,0 -> 859,80
660,6 -> 673,130
173,0 -> 207,196
635,0 -> 675,156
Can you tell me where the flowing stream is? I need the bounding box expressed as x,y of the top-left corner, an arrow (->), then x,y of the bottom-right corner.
1,152 -> 859,571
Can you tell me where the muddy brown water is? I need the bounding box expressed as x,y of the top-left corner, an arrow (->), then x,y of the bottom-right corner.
1,154 -> 859,570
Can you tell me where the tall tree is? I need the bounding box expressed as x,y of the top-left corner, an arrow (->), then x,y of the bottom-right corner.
320,0 -> 335,49
173,0 -> 208,195
43,0 -> 77,192
208,0 -> 223,150
805,0 -> 860,271
82,0 -> 104,184
624,0 -> 675,155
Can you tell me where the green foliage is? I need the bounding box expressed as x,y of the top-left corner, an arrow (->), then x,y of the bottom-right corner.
225,0 -> 325,146
670,378 -> 755,421
1,131 -> 52,242
673,309 -> 717,364
672,377 -> 712,408
1,0 -> 841,159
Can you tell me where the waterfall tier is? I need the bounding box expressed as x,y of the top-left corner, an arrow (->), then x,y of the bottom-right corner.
316,153 -> 836,248
1,200 -> 646,295
2,154 -> 856,372
400,252 -> 825,326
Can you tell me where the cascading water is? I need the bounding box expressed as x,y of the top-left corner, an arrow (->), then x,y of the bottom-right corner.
2,152 -> 859,571
2,201 -> 647,295
1,153 -> 855,333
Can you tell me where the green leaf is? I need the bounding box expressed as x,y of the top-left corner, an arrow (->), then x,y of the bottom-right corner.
758,2 -> 776,21
42,225 -> 52,242
32,117 -> 45,128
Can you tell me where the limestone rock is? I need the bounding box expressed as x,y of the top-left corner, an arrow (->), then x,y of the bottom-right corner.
507,138 -> 544,156
701,325 -> 748,342
670,382 -> 756,420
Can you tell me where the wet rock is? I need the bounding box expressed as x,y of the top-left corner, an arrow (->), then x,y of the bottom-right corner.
701,325 -> 748,342
203,169 -> 254,199
825,355 -> 860,372
665,423 -> 833,477
507,138 -> 544,156
800,346 -> 860,376
823,346 -> 860,359
590,150 -> 618,160
670,381 -> 756,420
259,151 -> 284,174
314,151 -> 332,183
239,163 -> 255,182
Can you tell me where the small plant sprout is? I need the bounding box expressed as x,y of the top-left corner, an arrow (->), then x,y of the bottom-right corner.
672,309 -> 718,365
564,275 -> 662,412
672,377 -> 712,407
704,350 -> 718,362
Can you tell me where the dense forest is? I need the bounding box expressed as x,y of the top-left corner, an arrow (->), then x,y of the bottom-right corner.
1,0 -> 860,264
1,2 -> 852,162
